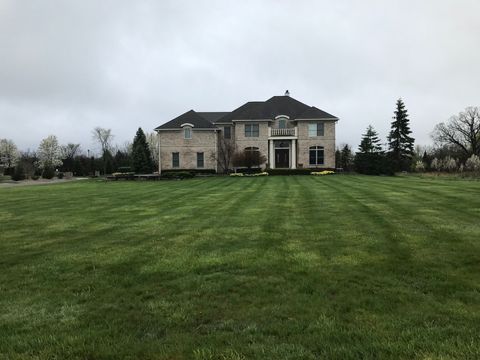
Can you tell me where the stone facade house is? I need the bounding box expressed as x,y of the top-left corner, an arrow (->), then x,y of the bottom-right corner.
154,92 -> 338,173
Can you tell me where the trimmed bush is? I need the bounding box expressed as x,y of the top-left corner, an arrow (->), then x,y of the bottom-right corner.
311,170 -> 335,176
11,165 -> 26,181
266,168 -> 312,176
31,175 -> 40,180
161,171 -> 195,179
42,167 -> 55,179
57,172 -> 64,179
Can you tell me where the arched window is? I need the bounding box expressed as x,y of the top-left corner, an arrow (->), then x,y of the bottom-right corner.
278,119 -> 287,129
309,146 -> 324,166
184,127 -> 192,139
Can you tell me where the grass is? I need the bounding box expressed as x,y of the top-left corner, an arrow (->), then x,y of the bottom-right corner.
1,175 -> 479,359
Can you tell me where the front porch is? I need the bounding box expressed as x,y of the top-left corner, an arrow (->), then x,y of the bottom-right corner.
268,139 -> 297,169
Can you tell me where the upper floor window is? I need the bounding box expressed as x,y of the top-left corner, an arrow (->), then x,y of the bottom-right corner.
308,122 -> 324,137
184,127 -> 192,139
224,126 -> 231,139
309,146 -> 324,165
245,124 -> 259,137
278,119 -> 287,129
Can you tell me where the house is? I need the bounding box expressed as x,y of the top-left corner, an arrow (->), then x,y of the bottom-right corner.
154,92 -> 338,173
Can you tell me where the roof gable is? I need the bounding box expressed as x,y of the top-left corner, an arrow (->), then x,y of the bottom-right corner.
155,110 -> 216,130
296,106 -> 338,120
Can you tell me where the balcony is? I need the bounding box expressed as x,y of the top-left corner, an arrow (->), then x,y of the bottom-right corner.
269,127 -> 297,137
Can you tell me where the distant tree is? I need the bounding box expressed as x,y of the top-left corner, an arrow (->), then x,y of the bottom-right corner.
0,139 -> 19,174
354,125 -> 389,175
131,127 -> 154,173
92,127 -> 114,175
335,148 -> 341,168
146,132 -> 159,171
37,135 -> 63,174
103,149 -> 114,175
60,143 -> 81,172
387,99 -> 415,171
11,163 -> 26,181
18,150 -> 39,178
339,144 -> 354,171
232,148 -> 266,170
432,106 -> 480,160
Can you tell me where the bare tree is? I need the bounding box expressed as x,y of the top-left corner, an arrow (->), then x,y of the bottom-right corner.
214,138 -> 236,173
146,132 -> 159,170
92,127 -> 114,175
0,139 -> 19,173
432,107 -> 480,159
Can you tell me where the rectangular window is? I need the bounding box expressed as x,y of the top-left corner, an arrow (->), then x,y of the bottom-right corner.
245,124 -> 259,137
308,122 -> 324,137
184,127 -> 192,139
309,147 -> 325,165
224,126 -> 231,139
197,152 -> 204,168
172,152 -> 179,168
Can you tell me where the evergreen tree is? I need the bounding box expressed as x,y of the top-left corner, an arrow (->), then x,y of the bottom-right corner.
354,125 -> 387,175
387,99 -> 415,171
131,127 -> 154,174
340,144 -> 354,171
335,148 -> 341,168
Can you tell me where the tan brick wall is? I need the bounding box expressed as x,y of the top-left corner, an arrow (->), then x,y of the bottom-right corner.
296,121 -> 336,168
234,122 -> 269,166
159,130 -> 217,170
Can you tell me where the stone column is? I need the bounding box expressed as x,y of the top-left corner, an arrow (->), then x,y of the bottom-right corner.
269,139 -> 275,169
291,139 -> 297,169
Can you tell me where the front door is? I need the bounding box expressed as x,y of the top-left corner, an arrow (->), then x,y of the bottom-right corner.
275,149 -> 289,168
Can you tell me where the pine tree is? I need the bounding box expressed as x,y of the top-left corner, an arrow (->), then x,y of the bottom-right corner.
387,99 -> 415,171
131,127 -> 154,174
358,125 -> 383,153
355,125 -> 386,175
340,144 -> 354,171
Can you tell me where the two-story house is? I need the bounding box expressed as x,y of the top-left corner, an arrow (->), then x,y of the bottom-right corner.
155,92 -> 338,173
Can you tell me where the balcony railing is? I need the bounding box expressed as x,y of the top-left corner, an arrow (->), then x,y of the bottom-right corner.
269,127 -> 297,137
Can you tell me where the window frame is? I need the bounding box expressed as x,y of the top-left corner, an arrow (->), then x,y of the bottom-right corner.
245,124 -> 260,137
278,119 -> 287,129
309,146 -> 324,166
223,126 -> 231,139
184,127 -> 192,139
308,122 -> 325,137
172,152 -> 180,168
196,152 -> 204,168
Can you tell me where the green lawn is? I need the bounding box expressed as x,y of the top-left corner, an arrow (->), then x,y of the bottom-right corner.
1,176 -> 480,359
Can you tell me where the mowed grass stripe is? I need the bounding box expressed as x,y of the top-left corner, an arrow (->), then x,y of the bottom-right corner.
0,176 -> 479,359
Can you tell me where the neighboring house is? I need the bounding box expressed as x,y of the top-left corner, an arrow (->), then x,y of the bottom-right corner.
154,91 -> 338,173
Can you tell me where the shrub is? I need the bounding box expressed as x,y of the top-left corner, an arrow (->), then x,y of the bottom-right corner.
42,167 -> 55,179
266,169 -> 312,176
311,170 -> 335,176
161,171 -> 195,179
117,166 -> 132,173
442,156 -> 458,172
465,154 -> 480,172
230,173 -> 244,177
11,165 -> 26,181
31,175 -> 40,180
414,161 -> 425,172
431,158 -> 441,171
57,172 -> 64,179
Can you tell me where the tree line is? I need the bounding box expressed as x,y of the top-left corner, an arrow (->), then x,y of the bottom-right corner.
0,127 -> 158,180
336,100 -> 480,175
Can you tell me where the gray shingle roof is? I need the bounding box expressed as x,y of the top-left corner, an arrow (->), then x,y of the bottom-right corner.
155,96 -> 338,130
155,110 -> 216,130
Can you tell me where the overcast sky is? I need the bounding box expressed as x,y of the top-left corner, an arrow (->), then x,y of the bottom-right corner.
1,0 -> 479,153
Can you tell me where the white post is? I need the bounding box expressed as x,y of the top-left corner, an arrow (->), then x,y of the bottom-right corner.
269,140 -> 275,169
291,139 -> 296,169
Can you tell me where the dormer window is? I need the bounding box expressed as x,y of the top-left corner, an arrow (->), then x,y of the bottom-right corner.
180,123 -> 194,139
278,119 -> 286,129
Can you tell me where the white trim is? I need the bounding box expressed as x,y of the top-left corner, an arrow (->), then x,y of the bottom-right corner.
180,123 -> 194,128
275,115 -> 290,120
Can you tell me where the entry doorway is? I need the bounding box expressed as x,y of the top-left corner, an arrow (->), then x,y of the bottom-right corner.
275,148 -> 289,168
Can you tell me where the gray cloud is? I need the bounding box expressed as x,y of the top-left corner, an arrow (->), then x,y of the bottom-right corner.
1,0 -> 479,152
